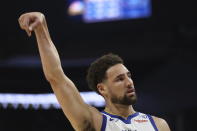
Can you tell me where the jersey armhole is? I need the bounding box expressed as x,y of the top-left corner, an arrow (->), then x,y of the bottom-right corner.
147,114 -> 159,131
101,114 -> 107,131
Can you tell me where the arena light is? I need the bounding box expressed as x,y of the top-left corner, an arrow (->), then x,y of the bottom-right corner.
0,92 -> 105,110
67,0 -> 152,23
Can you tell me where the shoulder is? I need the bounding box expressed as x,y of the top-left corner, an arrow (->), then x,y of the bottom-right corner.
152,116 -> 171,131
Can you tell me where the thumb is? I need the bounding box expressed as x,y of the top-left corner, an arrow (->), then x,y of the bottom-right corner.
25,30 -> 31,37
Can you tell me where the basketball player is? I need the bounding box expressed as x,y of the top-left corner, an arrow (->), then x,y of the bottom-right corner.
18,12 -> 171,131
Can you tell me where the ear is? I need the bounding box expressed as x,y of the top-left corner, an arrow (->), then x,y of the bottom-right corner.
97,83 -> 106,96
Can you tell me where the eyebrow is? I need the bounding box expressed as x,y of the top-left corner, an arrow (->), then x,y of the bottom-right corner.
114,71 -> 131,80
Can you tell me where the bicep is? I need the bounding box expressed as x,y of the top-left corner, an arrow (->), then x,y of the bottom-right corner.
50,75 -> 95,130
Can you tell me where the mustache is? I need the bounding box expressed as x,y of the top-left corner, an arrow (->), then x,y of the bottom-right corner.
127,87 -> 135,93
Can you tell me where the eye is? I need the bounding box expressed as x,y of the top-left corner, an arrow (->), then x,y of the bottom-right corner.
127,72 -> 132,78
116,76 -> 124,82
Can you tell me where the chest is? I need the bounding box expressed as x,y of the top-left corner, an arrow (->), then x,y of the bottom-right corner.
103,113 -> 157,131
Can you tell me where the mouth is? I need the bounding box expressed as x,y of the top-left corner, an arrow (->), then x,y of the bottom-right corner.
127,88 -> 135,93
126,88 -> 135,96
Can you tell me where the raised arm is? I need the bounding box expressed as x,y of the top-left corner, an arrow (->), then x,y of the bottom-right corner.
18,12 -> 102,130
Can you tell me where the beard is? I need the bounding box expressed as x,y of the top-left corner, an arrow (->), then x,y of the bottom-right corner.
110,92 -> 137,105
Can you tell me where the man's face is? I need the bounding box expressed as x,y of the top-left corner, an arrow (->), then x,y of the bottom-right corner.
103,64 -> 137,105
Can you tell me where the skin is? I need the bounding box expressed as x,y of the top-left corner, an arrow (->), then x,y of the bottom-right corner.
99,64 -> 137,118
18,12 -> 171,131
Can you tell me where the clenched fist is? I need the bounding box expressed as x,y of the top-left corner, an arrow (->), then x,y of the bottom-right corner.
18,12 -> 45,37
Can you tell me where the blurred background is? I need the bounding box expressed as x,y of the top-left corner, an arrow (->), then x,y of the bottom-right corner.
0,0 -> 196,130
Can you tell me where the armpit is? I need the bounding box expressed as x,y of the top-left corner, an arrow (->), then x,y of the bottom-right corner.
80,120 -> 96,131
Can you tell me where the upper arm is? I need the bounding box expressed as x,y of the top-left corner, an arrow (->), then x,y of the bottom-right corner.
153,116 -> 171,131
49,73 -> 103,130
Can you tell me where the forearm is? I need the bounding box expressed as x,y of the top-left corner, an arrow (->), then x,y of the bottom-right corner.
34,20 -> 63,82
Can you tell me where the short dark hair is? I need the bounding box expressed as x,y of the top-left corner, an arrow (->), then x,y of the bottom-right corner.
86,53 -> 123,94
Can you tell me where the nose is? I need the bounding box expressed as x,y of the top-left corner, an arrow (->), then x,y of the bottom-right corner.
125,76 -> 134,88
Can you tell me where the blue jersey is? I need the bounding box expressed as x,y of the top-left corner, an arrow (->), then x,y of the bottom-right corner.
101,111 -> 158,131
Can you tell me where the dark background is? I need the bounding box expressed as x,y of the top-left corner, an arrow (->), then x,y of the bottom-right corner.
0,0 -> 197,130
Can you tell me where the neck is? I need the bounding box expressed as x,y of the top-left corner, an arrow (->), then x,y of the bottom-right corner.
104,102 -> 136,118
